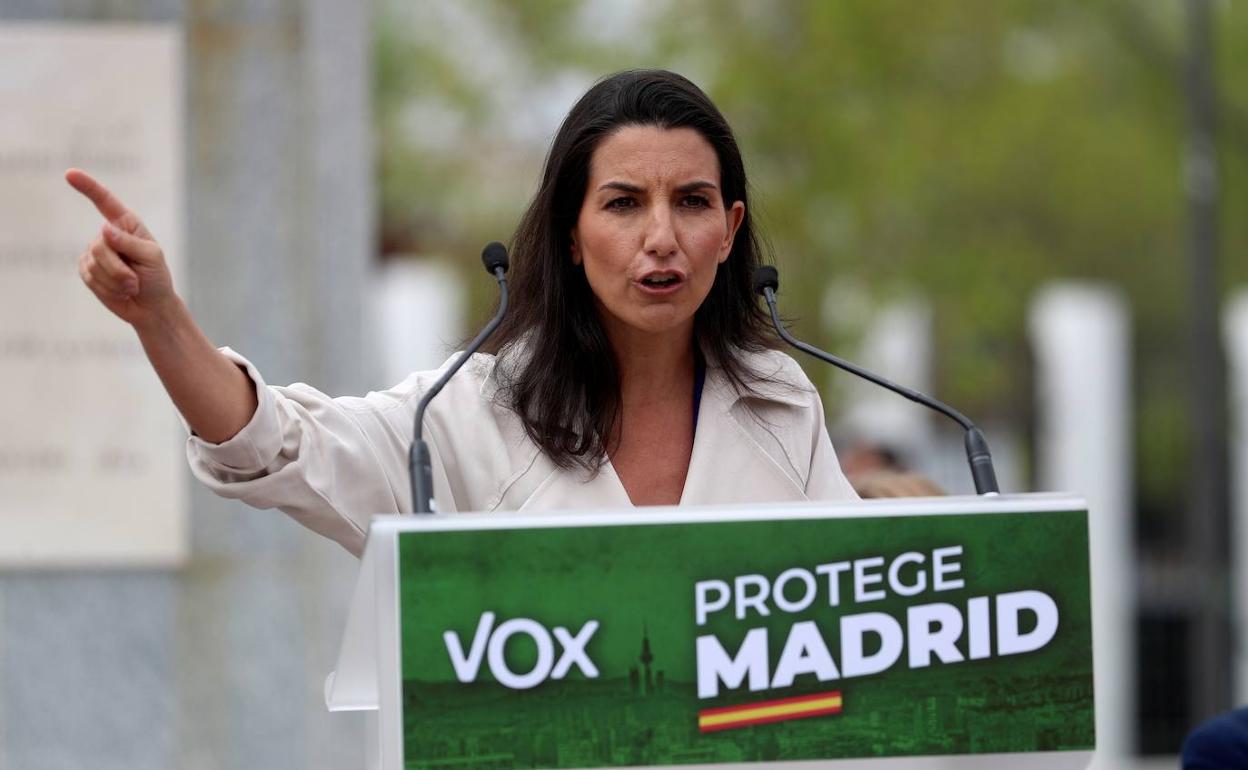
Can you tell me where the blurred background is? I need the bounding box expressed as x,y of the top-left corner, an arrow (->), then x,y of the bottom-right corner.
1,0 -> 1245,768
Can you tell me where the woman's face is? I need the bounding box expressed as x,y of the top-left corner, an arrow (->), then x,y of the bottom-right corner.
572,125 -> 745,344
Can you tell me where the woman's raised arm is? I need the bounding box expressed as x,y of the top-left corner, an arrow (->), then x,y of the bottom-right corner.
67,168 -> 258,444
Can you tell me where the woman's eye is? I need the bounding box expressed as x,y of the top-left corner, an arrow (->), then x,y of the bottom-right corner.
605,197 -> 636,211
681,194 -> 711,208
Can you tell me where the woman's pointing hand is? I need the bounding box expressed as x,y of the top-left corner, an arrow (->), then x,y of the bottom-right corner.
67,168 -> 177,328
64,168 -> 258,443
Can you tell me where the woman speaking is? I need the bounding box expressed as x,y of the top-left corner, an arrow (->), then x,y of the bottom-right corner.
68,69 -> 857,555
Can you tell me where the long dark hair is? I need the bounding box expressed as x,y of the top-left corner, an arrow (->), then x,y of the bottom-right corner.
484,69 -> 776,470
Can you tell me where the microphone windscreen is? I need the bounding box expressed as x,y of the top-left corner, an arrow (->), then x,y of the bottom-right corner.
752,265 -> 779,295
481,242 -> 510,274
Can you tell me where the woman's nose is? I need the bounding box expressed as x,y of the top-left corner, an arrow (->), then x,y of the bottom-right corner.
642,206 -> 678,258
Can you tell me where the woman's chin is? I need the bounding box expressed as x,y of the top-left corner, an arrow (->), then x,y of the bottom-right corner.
625,306 -> 696,336
597,302 -> 695,339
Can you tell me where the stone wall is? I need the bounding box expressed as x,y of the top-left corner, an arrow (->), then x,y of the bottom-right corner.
0,2 -> 372,768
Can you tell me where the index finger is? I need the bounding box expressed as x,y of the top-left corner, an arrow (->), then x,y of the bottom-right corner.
65,168 -> 130,222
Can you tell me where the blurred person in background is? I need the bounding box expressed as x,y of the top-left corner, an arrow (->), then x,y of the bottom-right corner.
839,441 -> 945,499
67,69 -> 858,555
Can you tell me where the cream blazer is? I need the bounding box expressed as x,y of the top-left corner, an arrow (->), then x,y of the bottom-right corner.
187,347 -> 858,556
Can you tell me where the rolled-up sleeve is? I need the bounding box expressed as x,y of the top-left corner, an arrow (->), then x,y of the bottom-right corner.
186,348 -> 411,556
186,348 -> 284,475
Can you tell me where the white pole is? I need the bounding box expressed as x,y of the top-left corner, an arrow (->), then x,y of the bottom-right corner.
1030,284 -> 1133,768
370,258 -> 466,386
834,296 -> 935,452
1226,291 -> 1248,704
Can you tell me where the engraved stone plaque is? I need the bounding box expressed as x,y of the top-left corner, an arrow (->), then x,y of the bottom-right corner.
0,23 -> 186,566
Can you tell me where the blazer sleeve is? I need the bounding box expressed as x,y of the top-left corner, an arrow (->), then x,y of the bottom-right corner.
184,348 -> 416,556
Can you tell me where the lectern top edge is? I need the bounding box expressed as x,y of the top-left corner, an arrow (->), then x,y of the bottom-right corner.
367,491 -> 1086,536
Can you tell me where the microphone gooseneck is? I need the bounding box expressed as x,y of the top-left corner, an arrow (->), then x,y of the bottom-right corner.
409,242 -> 511,513
754,266 -> 1000,495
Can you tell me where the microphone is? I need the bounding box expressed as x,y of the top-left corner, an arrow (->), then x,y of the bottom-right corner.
754,266 -> 1000,495
409,242 -> 511,513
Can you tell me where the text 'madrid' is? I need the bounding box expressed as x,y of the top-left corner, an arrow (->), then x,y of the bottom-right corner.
694,545 -> 1059,699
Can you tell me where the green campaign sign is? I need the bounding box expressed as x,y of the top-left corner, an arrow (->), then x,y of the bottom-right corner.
396,501 -> 1093,768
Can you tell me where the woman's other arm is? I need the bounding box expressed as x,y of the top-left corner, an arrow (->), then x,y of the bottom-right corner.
67,168 -> 257,443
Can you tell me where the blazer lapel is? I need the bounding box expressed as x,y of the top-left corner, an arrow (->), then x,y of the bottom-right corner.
513,456 -> 633,512
679,363 -> 810,506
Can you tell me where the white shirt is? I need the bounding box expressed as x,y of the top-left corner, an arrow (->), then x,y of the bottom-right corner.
186,346 -> 858,555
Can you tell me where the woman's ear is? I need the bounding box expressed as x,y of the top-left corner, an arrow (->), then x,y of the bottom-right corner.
570,230 -> 582,265
719,201 -> 745,263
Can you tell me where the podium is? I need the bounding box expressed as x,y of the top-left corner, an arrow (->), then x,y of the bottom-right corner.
326,494 -> 1095,769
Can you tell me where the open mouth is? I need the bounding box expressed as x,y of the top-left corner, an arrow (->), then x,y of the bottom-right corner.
638,271 -> 685,290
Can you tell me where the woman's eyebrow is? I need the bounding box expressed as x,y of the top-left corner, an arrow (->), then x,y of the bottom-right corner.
596,180 -> 719,193
597,181 -> 644,194
676,180 -> 718,193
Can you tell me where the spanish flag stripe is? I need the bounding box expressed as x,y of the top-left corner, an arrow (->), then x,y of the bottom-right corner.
699,702 -> 842,733
700,694 -> 842,726
699,690 -> 843,718
697,691 -> 843,732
